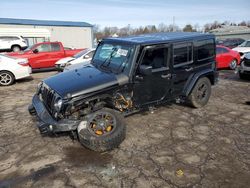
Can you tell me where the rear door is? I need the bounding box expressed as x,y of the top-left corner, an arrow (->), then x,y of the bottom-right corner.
171,42 -> 194,96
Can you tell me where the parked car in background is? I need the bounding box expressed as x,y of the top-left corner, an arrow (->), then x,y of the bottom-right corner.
55,48 -> 95,71
0,54 -> 31,86
232,40 -> 250,59
216,38 -> 245,49
216,45 -> 241,69
0,36 -> 28,52
238,52 -> 250,79
7,42 -> 83,70
64,60 -> 91,72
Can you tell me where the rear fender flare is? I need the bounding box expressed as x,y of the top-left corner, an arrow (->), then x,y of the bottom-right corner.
183,69 -> 215,96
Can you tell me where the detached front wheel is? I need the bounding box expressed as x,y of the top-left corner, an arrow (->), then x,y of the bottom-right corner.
78,108 -> 126,152
188,77 -> 211,108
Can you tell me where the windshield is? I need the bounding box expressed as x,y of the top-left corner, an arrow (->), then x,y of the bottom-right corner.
92,42 -> 134,74
73,49 -> 90,58
239,41 -> 250,47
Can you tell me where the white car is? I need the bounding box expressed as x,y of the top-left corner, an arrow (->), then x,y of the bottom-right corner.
0,54 -> 31,86
64,60 -> 91,72
55,48 -> 95,71
0,36 -> 28,52
232,40 -> 250,59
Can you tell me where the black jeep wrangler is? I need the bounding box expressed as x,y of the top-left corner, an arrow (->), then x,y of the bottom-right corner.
29,32 -> 218,152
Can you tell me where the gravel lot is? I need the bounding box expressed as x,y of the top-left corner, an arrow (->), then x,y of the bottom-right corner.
0,70 -> 250,188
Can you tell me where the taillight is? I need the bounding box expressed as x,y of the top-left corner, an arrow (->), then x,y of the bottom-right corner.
18,60 -> 29,66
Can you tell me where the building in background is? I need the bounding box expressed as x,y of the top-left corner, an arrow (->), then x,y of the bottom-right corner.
210,26 -> 250,40
0,18 -> 93,48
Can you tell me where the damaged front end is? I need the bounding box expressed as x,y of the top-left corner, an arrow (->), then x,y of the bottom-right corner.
29,82 -> 81,134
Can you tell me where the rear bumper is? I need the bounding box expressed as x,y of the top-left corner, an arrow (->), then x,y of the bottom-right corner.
15,66 -> 32,80
29,94 -> 80,134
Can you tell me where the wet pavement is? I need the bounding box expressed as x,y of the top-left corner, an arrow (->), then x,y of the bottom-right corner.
0,70 -> 250,188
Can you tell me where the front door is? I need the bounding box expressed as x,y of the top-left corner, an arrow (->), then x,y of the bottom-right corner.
133,45 -> 172,106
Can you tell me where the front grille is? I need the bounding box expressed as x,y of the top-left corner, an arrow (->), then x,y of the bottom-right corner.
40,84 -> 57,115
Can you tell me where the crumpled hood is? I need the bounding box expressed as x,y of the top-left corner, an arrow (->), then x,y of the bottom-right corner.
43,65 -> 119,98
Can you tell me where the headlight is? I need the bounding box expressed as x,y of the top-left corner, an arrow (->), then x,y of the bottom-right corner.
54,98 -> 63,111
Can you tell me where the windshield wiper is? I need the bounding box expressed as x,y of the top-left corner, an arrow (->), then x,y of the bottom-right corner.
100,48 -> 118,70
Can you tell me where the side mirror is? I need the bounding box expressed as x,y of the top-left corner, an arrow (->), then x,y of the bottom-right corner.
33,49 -> 39,53
139,65 -> 152,75
84,55 -> 90,59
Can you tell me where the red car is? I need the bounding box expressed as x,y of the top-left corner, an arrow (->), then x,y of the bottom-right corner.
7,42 -> 83,69
216,45 -> 241,69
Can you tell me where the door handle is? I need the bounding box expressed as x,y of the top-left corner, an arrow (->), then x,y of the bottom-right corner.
161,73 -> 171,79
185,67 -> 193,72
135,75 -> 143,81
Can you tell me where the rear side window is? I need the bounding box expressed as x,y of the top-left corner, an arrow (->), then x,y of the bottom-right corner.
36,44 -> 51,52
216,47 -> 229,54
173,42 -> 193,67
197,39 -> 215,60
51,43 -> 60,51
0,36 -> 19,41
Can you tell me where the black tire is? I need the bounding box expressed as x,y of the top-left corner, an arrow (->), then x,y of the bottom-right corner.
11,45 -> 21,52
188,77 -> 211,108
0,71 -> 15,86
78,108 -> 126,152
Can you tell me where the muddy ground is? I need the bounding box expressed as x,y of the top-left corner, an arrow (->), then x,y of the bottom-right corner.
0,70 -> 249,188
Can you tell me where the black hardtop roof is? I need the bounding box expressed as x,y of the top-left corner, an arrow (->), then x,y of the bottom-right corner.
104,32 -> 214,45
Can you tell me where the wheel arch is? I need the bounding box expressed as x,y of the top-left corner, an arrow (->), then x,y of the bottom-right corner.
11,44 -> 21,51
183,69 -> 217,97
0,70 -> 16,79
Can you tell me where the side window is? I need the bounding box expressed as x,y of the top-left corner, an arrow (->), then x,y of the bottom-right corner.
51,43 -> 60,51
216,47 -> 228,54
36,44 -> 51,52
141,47 -> 168,70
197,39 -> 215,60
221,48 -> 229,53
246,41 -> 250,47
173,43 -> 193,67
216,47 -> 222,54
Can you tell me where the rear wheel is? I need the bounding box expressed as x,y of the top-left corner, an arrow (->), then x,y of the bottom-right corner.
188,77 -> 211,108
78,108 -> 126,152
229,59 -> 237,69
11,45 -> 21,52
0,71 -> 15,86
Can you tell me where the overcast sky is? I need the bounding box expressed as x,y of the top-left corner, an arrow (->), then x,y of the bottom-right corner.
0,0 -> 249,28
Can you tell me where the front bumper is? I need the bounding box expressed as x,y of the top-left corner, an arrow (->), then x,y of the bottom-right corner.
29,94 -> 80,134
